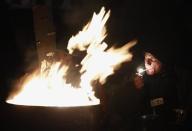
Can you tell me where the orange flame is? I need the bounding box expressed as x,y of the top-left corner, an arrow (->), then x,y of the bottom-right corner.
6,7 -> 136,107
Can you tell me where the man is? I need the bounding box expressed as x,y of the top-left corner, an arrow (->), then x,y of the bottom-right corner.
134,50 -> 179,131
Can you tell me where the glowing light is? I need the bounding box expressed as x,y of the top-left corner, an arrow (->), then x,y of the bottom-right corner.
136,67 -> 146,76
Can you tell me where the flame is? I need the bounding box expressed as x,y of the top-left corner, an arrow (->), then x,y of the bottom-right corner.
6,7 -> 136,107
67,7 -> 110,54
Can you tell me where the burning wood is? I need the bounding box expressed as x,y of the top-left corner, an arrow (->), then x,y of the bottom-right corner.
6,7 -> 136,107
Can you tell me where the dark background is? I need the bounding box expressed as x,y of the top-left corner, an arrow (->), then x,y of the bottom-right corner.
0,0 -> 192,130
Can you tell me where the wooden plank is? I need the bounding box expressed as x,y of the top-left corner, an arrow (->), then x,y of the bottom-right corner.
32,5 -> 56,64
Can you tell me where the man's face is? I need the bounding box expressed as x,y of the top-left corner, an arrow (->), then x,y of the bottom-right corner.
144,52 -> 162,75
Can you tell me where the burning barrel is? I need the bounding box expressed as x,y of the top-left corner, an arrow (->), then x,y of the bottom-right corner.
0,102 -> 102,131
1,7 -> 136,131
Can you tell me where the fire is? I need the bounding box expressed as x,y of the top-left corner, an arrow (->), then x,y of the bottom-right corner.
6,7 -> 136,107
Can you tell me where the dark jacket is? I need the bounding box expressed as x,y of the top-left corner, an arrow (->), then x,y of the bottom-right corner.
141,68 -> 179,131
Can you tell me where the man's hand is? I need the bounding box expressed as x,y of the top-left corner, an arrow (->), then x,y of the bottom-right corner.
134,75 -> 144,89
